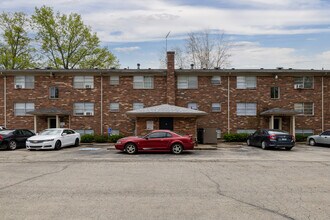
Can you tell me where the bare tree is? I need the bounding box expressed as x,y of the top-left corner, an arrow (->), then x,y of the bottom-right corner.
186,30 -> 231,69
159,29 -> 231,69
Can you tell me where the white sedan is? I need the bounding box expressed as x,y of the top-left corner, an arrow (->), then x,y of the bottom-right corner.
26,128 -> 80,150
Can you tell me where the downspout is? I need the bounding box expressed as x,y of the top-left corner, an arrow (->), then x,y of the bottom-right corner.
322,76 -> 324,131
3,73 -> 7,127
227,74 -> 230,134
100,73 -> 103,134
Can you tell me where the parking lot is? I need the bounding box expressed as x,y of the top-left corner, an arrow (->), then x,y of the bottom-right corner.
0,143 -> 329,220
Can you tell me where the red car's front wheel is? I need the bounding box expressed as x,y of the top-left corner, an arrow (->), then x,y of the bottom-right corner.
171,143 -> 183,154
125,143 -> 137,154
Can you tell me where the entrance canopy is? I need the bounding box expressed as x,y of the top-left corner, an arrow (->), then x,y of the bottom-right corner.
260,108 -> 299,116
27,107 -> 70,116
126,104 -> 207,117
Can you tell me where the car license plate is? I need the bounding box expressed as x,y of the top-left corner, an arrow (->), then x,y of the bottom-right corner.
281,138 -> 287,141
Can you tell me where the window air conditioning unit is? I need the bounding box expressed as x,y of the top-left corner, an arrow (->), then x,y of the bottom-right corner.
85,85 -> 92,89
294,84 -> 304,89
15,84 -> 22,89
84,112 -> 93,116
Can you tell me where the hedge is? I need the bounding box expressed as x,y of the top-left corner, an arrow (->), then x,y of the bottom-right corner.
295,134 -> 308,142
80,134 -> 125,143
223,133 -> 250,142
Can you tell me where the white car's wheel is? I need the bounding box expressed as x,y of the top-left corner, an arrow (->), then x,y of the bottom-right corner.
54,140 -> 61,150
247,139 -> 251,146
309,139 -> 316,146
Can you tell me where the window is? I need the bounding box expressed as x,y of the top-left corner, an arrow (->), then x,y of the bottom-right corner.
110,76 -> 119,85
177,76 -> 198,89
14,76 -> 34,89
49,87 -> 59,99
188,102 -> 198,110
133,103 -> 144,110
146,120 -> 154,130
133,76 -> 154,89
73,103 -> 94,116
294,76 -> 313,89
295,129 -> 313,136
270,87 -> 280,99
14,103 -> 34,116
211,76 -> 221,85
111,130 -> 120,135
294,103 -> 313,115
74,76 -> 94,89
147,132 -> 168,139
212,103 -> 221,112
216,129 -> 221,139
237,129 -> 256,134
110,103 -> 120,112
76,130 -> 94,135
237,103 -> 257,116
237,76 -> 256,89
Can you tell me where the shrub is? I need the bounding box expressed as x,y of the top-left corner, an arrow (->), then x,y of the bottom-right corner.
223,133 -> 250,142
81,134 -> 94,143
94,135 -> 108,143
295,134 -> 308,142
108,134 -> 125,143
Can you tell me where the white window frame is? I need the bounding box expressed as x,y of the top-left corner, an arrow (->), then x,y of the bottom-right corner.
14,103 -> 35,116
49,86 -> 59,99
294,76 -> 313,89
270,87 -> 280,99
133,76 -> 154,89
133,102 -> 144,110
76,129 -> 94,135
237,76 -> 256,89
111,130 -> 120,135
146,120 -> 154,130
295,129 -> 314,136
110,103 -> 120,112
212,103 -> 221,112
73,76 -> 94,89
73,103 -> 94,116
237,129 -> 256,134
177,76 -> 198,89
188,102 -> 198,110
110,76 -> 119,85
294,103 -> 314,115
237,103 -> 257,116
14,76 -> 34,89
211,76 -> 221,85
216,129 -> 221,139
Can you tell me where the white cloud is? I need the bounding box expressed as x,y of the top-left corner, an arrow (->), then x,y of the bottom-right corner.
114,46 -> 140,52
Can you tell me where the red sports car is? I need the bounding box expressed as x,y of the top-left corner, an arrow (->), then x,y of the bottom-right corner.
115,130 -> 195,154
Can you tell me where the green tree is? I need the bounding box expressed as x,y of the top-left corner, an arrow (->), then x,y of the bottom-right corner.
32,6 -> 118,69
0,12 -> 35,69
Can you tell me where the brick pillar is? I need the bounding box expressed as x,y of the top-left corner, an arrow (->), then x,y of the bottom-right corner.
166,51 -> 176,105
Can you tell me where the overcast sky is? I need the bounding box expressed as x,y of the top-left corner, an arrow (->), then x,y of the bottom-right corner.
1,0 -> 330,69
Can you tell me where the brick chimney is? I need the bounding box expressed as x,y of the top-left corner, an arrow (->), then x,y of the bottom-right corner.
166,51 -> 176,105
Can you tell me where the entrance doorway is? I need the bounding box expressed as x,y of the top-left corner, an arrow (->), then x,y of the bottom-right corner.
48,118 -> 57,128
159,117 -> 173,130
274,117 -> 282,130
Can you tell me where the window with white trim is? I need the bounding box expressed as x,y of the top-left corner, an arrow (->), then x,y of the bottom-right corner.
188,102 -> 198,110
133,102 -> 144,110
295,129 -> 313,136
177,76 -> 198,89
110,103 -> 120,112
49,87 -> 59,99
14,76 -> 34,89
237,76 -> 256,89
211,76 -> 221,85
14,103 -> 35,116
111,130 -> 120,135
76,130 -> 94,135
216,129 -> 221,139
294,103 -> 313,115
237,103 -> 257,116
110,76 -> 119,85
294,76 -> 313,89
74,103 -> 94,116
73,76 -> 94,89
133,76 -> 154,89
270,87 -> 280,99
237,129 -> 256,134
146,121 -> 154,130
212,103 -> 221,112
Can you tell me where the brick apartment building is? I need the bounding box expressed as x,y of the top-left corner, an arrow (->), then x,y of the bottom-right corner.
0,52 -> 329,141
